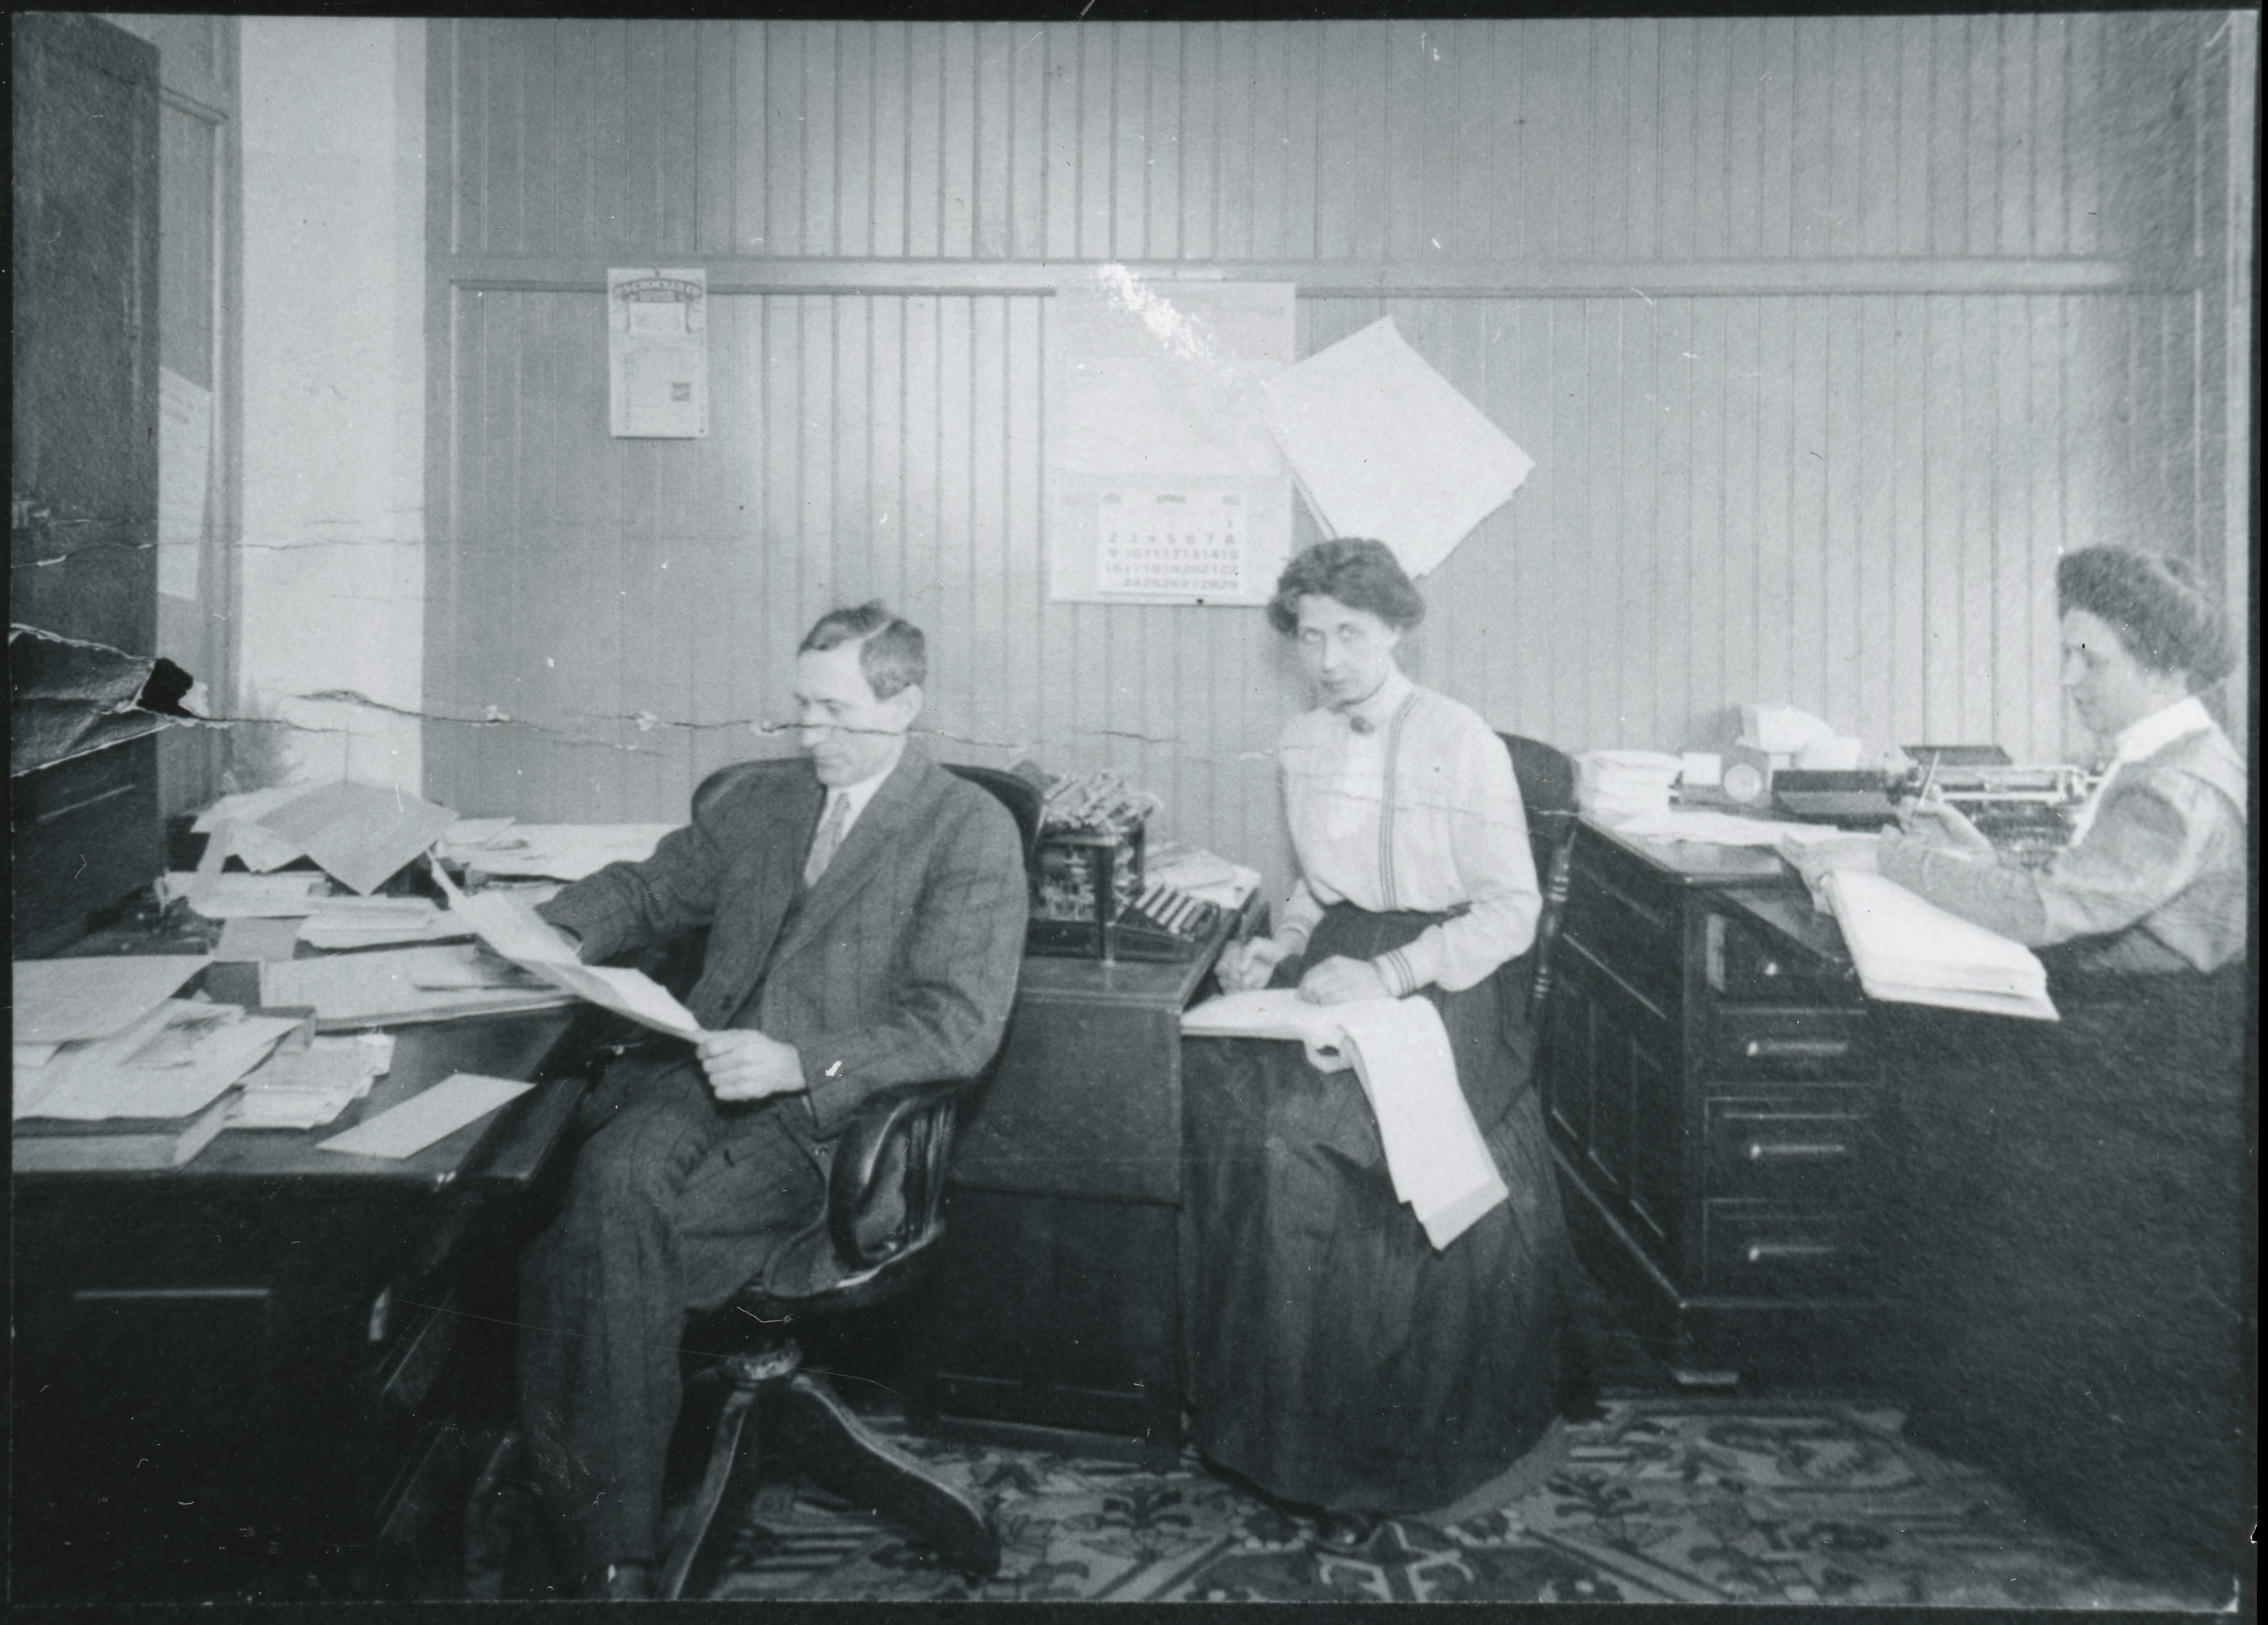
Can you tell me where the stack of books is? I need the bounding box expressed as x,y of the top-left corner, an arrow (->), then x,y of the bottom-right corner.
1822,869 -> 2057,1021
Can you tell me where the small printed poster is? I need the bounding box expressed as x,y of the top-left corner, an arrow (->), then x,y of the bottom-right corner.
608,268 -> 708,438
1097,490 -> 1251,600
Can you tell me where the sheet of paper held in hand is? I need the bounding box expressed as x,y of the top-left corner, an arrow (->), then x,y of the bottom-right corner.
433,869 -> 710,1044
316,1072 -> 533,1160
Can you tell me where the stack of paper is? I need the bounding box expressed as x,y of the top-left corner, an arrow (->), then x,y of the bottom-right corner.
164,872 -> 331,918
1260,317 -> 1535,579
449,823 -> 677,882
231,1032 -> 396,1130
13,955 -> 213,1051
1576,750 -> 1683,819
14,1000 -> 310,1122
297,896 -> 470,951
1821,869 -> 2057,1021
257,943 -> 573,1030
1181,989 -> 1506,1249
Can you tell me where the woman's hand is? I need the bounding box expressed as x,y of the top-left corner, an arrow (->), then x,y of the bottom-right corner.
1784,832 -> 1880,894
696,1029 -> 806,1101
1296,955 -> 1391,1005
1216,935 -> 1291,992
1898,794 -> 1997,859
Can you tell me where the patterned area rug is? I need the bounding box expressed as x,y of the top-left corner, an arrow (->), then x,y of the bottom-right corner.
695,1396 -> 2213,1607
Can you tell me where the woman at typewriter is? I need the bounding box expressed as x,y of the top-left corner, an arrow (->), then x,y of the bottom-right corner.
1182,537 -> 1575,1537
1802,545 -> 2246,1591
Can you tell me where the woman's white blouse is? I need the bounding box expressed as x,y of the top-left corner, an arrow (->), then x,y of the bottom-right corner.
1274,667 -> 1541,994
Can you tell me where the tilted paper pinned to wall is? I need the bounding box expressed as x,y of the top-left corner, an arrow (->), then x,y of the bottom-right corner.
1261,317 -> 1534,579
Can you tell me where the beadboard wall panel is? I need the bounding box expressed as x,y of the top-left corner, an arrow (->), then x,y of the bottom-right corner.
426,17 -> 2251,907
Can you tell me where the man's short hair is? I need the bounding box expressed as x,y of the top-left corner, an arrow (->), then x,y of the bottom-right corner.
1265,538 -> 1427,636
2056,547 -> 2232,687
799,602 -> 927,700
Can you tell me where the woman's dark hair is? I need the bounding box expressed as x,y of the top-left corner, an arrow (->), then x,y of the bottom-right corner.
1265,538 -> 1426,636
2055,547 -> 2232,687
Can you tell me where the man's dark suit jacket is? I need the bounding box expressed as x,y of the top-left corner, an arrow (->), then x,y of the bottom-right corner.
538,745 -> 1029,1139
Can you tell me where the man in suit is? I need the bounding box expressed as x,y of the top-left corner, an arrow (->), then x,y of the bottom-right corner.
517,603 -> 1029,1598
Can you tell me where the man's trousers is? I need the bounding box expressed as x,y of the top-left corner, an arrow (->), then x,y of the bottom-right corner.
517,1058 -> 827,1577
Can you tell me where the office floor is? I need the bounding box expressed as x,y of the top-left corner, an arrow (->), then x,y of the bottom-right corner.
463,1285 -> 2227,1610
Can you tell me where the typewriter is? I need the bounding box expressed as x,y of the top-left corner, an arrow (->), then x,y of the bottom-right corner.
1025,770 -> 1226,963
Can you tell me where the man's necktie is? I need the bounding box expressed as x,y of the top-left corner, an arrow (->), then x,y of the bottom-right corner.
804,793 -> 851,886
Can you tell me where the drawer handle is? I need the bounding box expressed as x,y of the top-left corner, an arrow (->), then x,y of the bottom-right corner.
1742,1037 -> 1851,1060
1744,1139 -> 1849,1162
1743,1240 -> 1838,1265
1758,959 -> 1782,979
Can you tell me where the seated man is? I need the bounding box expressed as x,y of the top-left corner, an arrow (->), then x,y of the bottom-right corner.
518,602 -> 1029,1598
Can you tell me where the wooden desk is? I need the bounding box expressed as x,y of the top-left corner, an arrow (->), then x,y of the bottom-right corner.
9,1010 -> 592,1603
907,911 -> 1246,1465
1542,817 -> 1885,1379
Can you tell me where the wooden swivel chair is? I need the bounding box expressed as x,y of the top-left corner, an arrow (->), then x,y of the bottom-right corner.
1498,733 -> 1580,1017
629,756 -> 1039,1600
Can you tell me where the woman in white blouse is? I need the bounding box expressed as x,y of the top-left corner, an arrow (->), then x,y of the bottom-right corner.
1185,538 -> 1575,1534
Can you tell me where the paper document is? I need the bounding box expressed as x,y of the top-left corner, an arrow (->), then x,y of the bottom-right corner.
1144,842 -> 1262,909
1611,809 -> 1855,849
17,1001 -> 309,1122
1182,990 -> 1507,1249
257,781 -> 459,895
232,1033 -> 394,1129
1261,317 -> 1534,579
1822,870 -> 2057,1021
12,955 -> 213,1045
452,823 -> 678,882
258,944 -> 573,1030
317,1072 -> 532,1160
297,896 -> 469,951
167,872 -> 330,918
215,917 -> 304,963
436,876 -> 709,1043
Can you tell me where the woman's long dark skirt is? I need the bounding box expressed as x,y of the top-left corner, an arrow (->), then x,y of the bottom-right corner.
1876,961 -> 2252,1592
1181,903 -> 1570,1514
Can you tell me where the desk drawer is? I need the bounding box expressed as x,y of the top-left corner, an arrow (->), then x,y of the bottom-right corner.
1706,911 -> 1859,1003
1704,1095 -> 1876,1204
1703,1203 -> 1870,1298
1709,1008 -> 1868,1077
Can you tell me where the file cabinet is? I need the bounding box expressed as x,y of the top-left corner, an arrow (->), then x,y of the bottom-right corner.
1542,819 -> 1885,1377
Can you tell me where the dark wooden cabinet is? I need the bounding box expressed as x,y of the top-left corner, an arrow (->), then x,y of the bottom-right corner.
10,13 -> 168,954
9,1012 -> 591,1604
1543,819 -> 1885,1378
907,916 -> 1243,1466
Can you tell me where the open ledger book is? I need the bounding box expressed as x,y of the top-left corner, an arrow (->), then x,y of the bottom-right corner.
1180,989 -> 1507,1250
432,865 -> 710,1043
1819,868 -> 2058,1022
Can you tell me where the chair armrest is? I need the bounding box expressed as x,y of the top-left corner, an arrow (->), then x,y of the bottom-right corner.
826,1076 -> 967,1270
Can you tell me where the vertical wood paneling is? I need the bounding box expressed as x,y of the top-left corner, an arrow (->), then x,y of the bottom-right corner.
429,18 -> 2248,902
